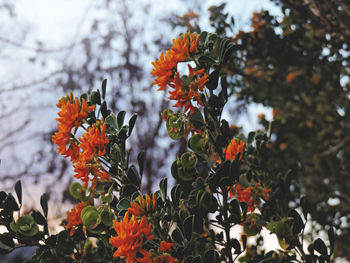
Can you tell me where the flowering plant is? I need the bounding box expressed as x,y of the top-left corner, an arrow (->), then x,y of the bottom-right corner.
0,32 -> 334,263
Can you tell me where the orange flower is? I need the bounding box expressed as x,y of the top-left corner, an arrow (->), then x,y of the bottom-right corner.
151,32 -> 200,91
79,121 -> 109,161
128,194 -> 157,217
159,241 -> 175,252
230,183 -> 271,212
52,93 -> 95,161
168,65 -> 208,114
286,72 -> 299,82
153,254 -> 178,263
109,212 -> 154,263
66,202 -> 86,236
73,161 -> 110,188
272,108 -> 279,119
225,139 -> 246,161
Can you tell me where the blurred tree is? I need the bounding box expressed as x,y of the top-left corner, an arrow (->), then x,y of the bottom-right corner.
0,0 -> 202,199
185,0 -> 350,260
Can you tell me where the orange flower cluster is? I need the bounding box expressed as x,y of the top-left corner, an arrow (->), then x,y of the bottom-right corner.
52,93 -> 110,188
128,194 -> 157,217
109,212 -> 154,263
168,65 -> 208,114
66,202 -> 86,236
212,138 -> 246,164
151,33 -> 208,114
225,139 -> 246,161
230,183 -> 271,212
52,93 -> 95,162
151,32 -> 199,91
73,121 -> 110,188
159,241 -> 175,252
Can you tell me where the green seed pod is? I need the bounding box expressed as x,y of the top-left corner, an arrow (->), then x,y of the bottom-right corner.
81,206 -> 100,230
98,206 -> 115,227
101,185 -> 114,204
189,134 -> 208,154
69,182 -> 92,202
11,215 -> 39,237
70,182 -> 83,200
181,152 -> 197,169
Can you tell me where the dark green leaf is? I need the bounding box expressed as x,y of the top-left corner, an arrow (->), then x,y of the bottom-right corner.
204,250 -> 219,263
159,177 -> 167,202
117,198 -> 131,210
128,113 -> 137,137
171,184 -> 181,207
120,184 -> 138,197
206,70 -> 220,90
231,238 -> 241,254
127,165 -> 140,186
199,31 -> 208,46
14,180 -> 22,206
242,235 -> 247,250
314,238 -> 328,256
117,111 -> 126,129
31,210 -> 47,225
198,56 -> 217,66
101,79 -> 107,99
0,233 -> 15,248
171,227 -> 183,243
40,194 -> 48,218
137,151 -> 145,177
101,101 -> 110,119
328,227 -> 334,254
183,215 -> 194,240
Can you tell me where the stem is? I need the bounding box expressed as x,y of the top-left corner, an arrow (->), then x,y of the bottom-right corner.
222,188 -> 234,263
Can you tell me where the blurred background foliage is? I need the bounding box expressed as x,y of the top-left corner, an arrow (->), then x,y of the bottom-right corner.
0,0 -> 349,261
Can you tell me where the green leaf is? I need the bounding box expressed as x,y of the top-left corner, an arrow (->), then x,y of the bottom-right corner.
117,111 -> 126,129
199,31 -> 208,47
231,238 -> 241,254
117,198 -> 131,211
204,250 -> 219,263
31,210 -> 47,225
90,90 -> 101,105
183,215 -> 194,240
40,194 -> 48,218
5,193 -> 19,211
137,151 -> 145,177
242,235 -> 247,250
14,180 -> 22,206
171,184 -> 181,207
120,184 -> 138,197
314,238 -> 328,256
159,177 -> 167,202
128,113 -> 138,137
0,233 -> 15,248
105,114 -> 118,130
101,101 -> 110,119
171,227 -> 183,243
206,70 -> 220,90
198,56 -> 217,67
127,165 -> 140,186
101,79 -> 107,99
328,227 -> 334,254
247,132 -> 256,145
